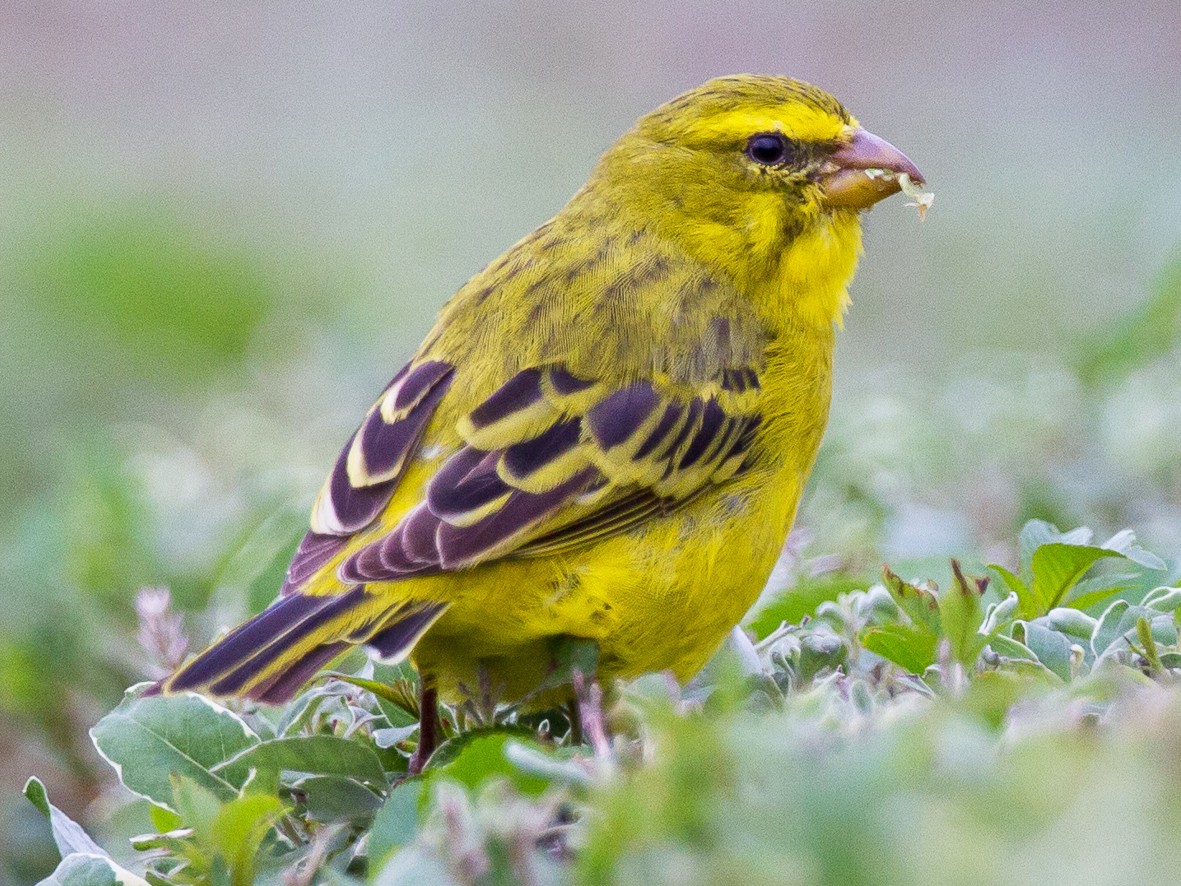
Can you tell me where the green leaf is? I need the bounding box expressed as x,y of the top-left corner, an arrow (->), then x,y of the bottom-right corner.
1142,586 -> 1181,613
504,740 -> 592,791
988,565 -> 1035,618
24,777 -> 108,860
987,634 -> 1040,663
880,567 -> 941,633
1011,521 -> 1165,617
215,735 -> 387,786
861,624 -> 938,673
368,780 -> 425,869
940,561 -> 986,667
90,691 -> 260,811
1030,544 -> 1125,614
1065,583 -> 1129,614
1019,520 -> 1086,574
148,804 -> 183,834
171,776 -> 223,849
427,730 -> 553,796
210,793 -> 286,886
1013,622 -> 1074,681
292,775 -> 383,824
1092,600 -> 1132,656
36,852 -> 150,886
747,574 -> 868,638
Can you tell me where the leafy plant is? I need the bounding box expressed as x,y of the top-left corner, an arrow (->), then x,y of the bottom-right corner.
22,519 -> 1180,885
989,520 -> 1165,618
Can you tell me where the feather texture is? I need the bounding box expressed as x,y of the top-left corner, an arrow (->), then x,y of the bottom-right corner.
154,74 -> 905,707
336,367 -> 762,582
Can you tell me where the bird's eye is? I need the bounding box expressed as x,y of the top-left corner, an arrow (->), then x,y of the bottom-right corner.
745,133 -> 794,166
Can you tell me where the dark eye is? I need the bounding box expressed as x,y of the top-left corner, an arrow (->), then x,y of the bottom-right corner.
745,132 -> 793,166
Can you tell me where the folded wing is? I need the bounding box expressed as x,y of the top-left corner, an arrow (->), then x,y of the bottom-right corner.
339,364 -> 763,582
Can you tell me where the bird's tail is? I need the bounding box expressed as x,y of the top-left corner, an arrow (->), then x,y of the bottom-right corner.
152,587 -> 445,704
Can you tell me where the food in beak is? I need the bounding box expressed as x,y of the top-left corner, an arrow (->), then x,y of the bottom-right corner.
819,128 -> 932,218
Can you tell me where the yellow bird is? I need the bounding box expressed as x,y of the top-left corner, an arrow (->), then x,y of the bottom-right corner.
157,74 -> 926,769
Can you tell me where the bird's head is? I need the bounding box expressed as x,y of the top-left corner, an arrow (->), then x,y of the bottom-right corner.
588,75 -> 926,323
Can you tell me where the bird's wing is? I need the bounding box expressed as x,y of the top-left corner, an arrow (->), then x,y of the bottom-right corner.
279,359 -> 455,594
284,360 -> 762,591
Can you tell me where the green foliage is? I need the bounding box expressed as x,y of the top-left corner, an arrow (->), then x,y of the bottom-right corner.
23,519 -> 1181,885
24,778 -> 149,885
989,520 -> 1165,618
8,209 -> 1181,881
90,691 -> 263,809
20,209 -> 276,385
1077,251 -> 1181,385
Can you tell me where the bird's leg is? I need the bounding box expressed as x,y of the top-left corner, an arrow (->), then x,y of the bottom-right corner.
409,682 -> 440,775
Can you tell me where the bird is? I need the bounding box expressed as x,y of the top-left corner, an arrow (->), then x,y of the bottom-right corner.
154,74 -> 926,771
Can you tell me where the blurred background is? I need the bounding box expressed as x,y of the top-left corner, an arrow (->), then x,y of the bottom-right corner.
2,1 -> 1180,879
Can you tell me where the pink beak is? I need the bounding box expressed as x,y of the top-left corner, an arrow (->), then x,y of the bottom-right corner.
819,129 -> 925,211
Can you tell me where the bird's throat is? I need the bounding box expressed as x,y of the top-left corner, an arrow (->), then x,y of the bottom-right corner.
768,210 -> 863,331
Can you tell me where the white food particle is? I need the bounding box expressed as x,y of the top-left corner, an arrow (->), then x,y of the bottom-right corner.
899,172 -> 934,221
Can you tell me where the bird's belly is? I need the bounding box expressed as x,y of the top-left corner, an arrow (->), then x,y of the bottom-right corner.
411,468 -> 802,705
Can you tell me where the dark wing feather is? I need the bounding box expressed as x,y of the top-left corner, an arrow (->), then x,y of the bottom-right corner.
281,359 -> 454,594
339,365 -> 762,582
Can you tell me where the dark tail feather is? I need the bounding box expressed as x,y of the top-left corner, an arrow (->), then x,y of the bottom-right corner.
365,605 -> 447,660
153,587 -> 445,704
253,641 -> 351,703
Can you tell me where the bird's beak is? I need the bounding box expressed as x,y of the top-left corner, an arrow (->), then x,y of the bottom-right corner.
818,128 -> 925,211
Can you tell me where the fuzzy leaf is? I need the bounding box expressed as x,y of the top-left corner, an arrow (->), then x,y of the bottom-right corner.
1092,600 -> 1133,656
1043,608 -> 1098,642
988,564 -> 1035,617
1142,587 -> 1181,613
329,669 -> 420,728
368,780 -> 425,869
215,735 -> 386,785
1093,603 -> 1177,660
36,853 -> 150,886
90,690 -> 259,811
980,591 -> 1020,637
1100,529 -> 1167,571
24,777 -> 108,860
371,848 -> 457,886
987,634 -> 1040,663
1014,622 -> 1073,681
292,775 -> 383,824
